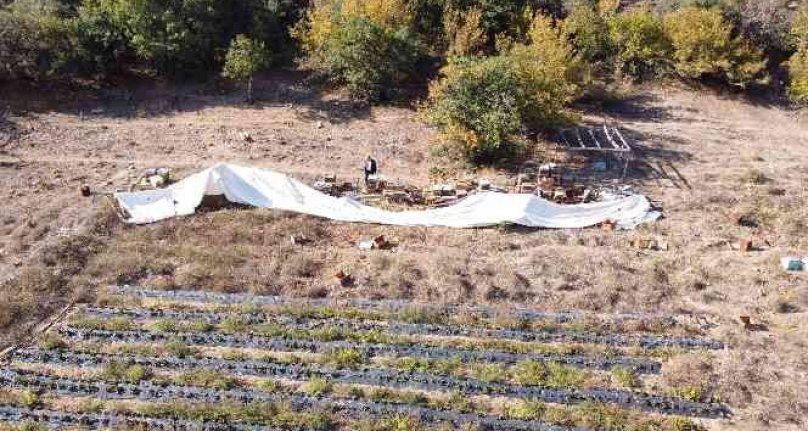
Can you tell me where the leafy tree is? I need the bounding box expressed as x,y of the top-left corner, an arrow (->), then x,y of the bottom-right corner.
295,0 -> 427,100
423,14 -> 578,164
0,0 -> 74,79
793,2 -> 808,46
443,6 -> 486,57
607,7 -> 672,80
508,14 -> 580,126
72,0 -> 131,75
788,46 -> 808,104
423,57 -> 528,163
222,34 -> 269,102
664,7 -> 764,85
562,3 -> 613,71
788,3 -> 808,104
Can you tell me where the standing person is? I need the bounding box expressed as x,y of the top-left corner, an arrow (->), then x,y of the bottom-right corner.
364,155 -> 377,184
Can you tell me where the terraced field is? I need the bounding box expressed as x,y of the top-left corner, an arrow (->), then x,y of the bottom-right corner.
0,286 -> 728,430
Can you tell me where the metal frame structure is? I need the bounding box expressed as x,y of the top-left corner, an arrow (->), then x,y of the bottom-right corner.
555,125 -> 633,180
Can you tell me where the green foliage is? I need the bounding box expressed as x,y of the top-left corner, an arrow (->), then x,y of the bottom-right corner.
469,362 -> 507,382
423,56 -> 528,163
153,319 -> 178,332
19,390 -> 40,408
306,15 -> 427,100
563,3 -> 613,67
505,399 -> 545,420
101,361 -> 151,383
607,7 -> 672,79
511,360 -> 587,388
611,366 -> 638,388
221,315 -> 249,332
177,368 -> 237,389
322,348 -> 365,369
223,34 -> 268,81
165,340 -> 198,358
0,0 -> 75,79
72,0 -> 132,74
788,45 -> 808,104
663,7 -> 764,85
423,14 -> 577,165
794,3 -> 808,45
38,333 -> 66,350
222,34 -> 269,101
670,385 -> 705,402
508,14 -> 580,125
304,378 -> 332,396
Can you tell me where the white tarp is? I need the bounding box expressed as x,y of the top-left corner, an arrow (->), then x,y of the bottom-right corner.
115,163 -> 660,229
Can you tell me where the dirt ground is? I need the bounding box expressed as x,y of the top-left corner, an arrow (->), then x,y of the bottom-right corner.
1,73 -> 807,430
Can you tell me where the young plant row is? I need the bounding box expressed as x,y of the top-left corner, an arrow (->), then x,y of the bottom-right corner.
12,348 -> 728,418
108,286 -> 696,332
69,310 -> 722,351
0,368 -> 583,431
0,404 -> 279,431
86,301 -> 698,337
59,326 -> 662,373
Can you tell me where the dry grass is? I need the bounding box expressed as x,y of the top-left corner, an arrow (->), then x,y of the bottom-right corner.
1,78 -> 808,430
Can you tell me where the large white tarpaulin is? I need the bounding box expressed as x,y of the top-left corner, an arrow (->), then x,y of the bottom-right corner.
114,163 -> 660,229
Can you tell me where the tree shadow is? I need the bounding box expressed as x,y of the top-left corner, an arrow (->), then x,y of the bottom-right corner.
0,107 -> 19,150
576,92 -> 675,123
550,114 -> 695,189
0,69 -> 373,125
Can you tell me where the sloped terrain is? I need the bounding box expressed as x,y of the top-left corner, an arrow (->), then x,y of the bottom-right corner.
1,286 -> 728,430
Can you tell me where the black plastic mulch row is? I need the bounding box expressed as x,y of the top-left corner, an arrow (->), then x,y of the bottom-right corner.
83,306 -> 717,350
0,405 -> 277,431
13,349 -> 729,418
60,326 -> 662,373
0,368 -> 582,431
109,285 -> 686,325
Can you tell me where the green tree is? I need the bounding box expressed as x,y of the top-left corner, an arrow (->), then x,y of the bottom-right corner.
607,7 -> 672,80
788,3 -> 808,104
788,46 -> 808,104
0,0 -> 74,79
562,3 -> 614,72
222,34 -> 269,102
423,57 -> 529,163
422,15 -> 578,164
664,6 -> 764,85
306,16 -> 426,100
508,14 -> 580,126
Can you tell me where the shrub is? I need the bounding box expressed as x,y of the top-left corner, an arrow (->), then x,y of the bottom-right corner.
788,45 -> 808,104
607,7 -> 672,79
307,16 -> 427,100
722,0 -> 794,56
0,0 -> 75,79
322,348 -> 365,369
304,378 -> 332,396
222,34 -> 269,102
663,7 -> 764,85
794,3 -> 808,45
294,0 -> 426,100
19,390 -> 40,408
72,0 -> 132,75
789,4 -> 808,104
508,14 -> 580,125
423,56 -> 528,163
443,6 -> 486,57
38,333 -> 66,350
562,3 -> 614,68
423,14 -> 577,165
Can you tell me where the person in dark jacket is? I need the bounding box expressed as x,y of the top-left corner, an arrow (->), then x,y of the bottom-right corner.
363,155 -> 377,183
